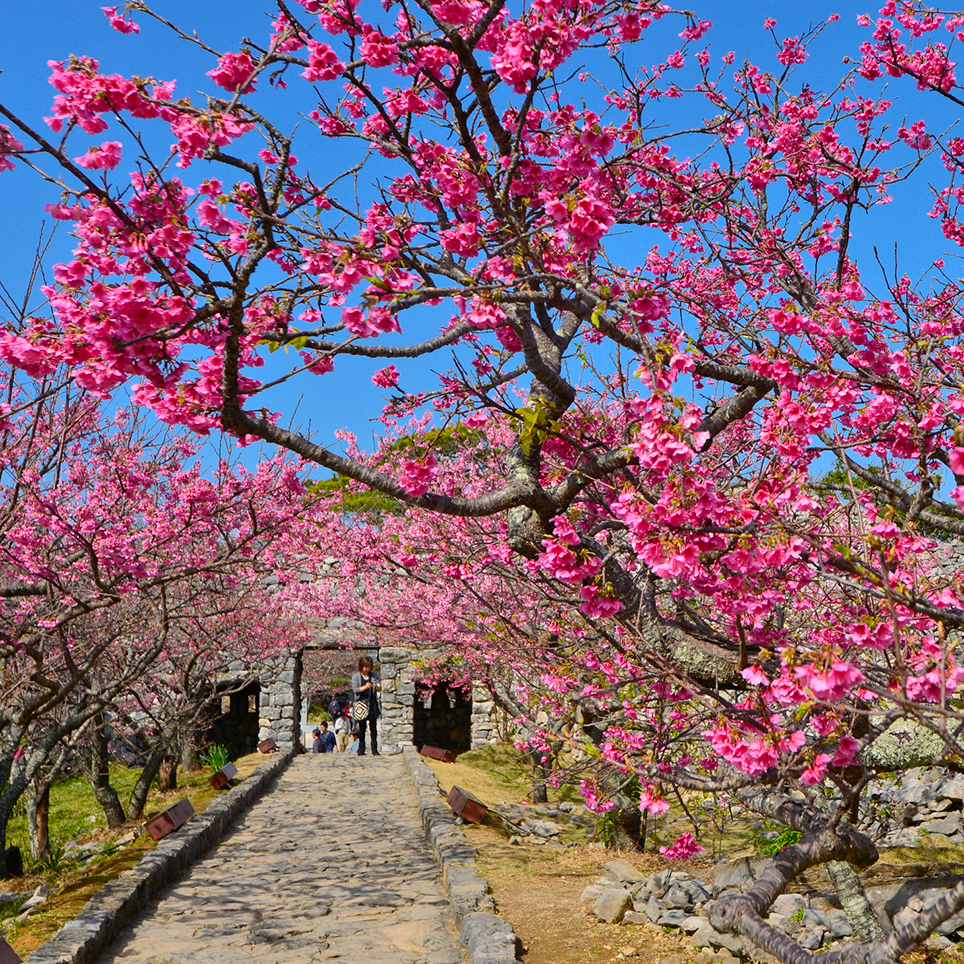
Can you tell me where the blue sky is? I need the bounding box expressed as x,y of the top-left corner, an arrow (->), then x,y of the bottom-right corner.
0,1 -> 956,464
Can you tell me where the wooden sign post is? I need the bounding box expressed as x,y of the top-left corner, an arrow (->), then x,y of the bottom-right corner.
0,936 -> 22,964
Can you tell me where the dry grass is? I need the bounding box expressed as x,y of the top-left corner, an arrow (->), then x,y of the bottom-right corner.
421,748 -> 701,964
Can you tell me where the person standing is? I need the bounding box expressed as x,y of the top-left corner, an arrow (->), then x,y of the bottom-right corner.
350,655 -> 381,756
334,707 -> 351,752
311,727 -> 327,753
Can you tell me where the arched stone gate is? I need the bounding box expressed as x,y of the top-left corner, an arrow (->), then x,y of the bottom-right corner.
255,637 -> 504,752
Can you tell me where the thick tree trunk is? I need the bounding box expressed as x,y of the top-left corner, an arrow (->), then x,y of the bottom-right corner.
126,738 -> 170,822
26,783 -> 51,864
702,784 -> 946,964
157,755 -> 178,792
827,860 -> 885,942
90,777 -> 126,830
86,715 -> 125,829
528,749 -> 549,803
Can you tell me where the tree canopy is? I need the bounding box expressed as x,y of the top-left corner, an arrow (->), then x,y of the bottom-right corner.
4,1 -> 964,960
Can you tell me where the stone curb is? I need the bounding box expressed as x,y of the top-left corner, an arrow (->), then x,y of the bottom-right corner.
402,746 -> 519,964
25,751 -> 294,964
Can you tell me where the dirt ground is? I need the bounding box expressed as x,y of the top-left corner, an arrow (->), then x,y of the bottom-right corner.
420,754 -> 964,964
421,754 -> 698,964
472,827 -> 692,964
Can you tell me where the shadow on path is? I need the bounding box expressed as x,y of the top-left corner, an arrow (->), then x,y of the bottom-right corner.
93,754 -> 465,964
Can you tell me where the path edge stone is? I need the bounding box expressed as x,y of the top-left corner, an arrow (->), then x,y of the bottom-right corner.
403,746 -> 519,964
25,750 -> 294,964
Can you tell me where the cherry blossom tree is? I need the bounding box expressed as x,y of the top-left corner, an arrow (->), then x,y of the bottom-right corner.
0,371 -> 310,872
5,0 -> 964,958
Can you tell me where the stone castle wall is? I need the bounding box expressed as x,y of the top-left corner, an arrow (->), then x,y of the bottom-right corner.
257,653 -> 302,753
376,646 -> 503,752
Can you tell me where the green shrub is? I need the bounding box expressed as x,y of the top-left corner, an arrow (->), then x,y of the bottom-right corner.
199,744 -> 230,773
748,821 -> 803,857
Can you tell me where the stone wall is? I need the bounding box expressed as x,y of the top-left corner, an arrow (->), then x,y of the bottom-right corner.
378,645 -> 418,749
206,680 -> 260,759
246,643 -> 503,753
864,766 -> 964,845
257,654 -> 302,753
470,683 -> 503,749
377,646 -> 502,752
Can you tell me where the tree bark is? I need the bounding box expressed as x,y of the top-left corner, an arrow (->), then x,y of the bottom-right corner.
126,735 -> 171,821
85,713 -> 125,829
86,752 -> 124,830
827,860 -> 885,942
26,783 -> 50,864
528,749 -> 549,804
90,776 -> 126,829
699,784 -> 964,964
157,755 -> 178,792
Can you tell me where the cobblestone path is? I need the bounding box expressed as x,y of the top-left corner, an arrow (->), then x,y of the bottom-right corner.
95,754 -> 466,964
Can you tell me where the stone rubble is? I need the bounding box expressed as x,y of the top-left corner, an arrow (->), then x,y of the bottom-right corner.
865,767 -> 964,846
584,857 -> 964,961
489,801 -> 595,839
578,768 -> 964,960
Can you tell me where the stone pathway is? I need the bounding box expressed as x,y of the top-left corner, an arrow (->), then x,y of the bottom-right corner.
95,754 -> 466,964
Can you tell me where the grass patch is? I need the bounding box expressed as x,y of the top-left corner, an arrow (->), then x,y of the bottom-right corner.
2,752 -> 264,957
0,897 -> 27,924
424,743 -> 582,808
7,765 -> 146,863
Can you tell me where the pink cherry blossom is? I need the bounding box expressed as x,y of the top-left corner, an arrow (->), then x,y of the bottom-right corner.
372,365 -> 400,388
208,51 -> 258,93
660,833 -> 703,859
101,5 -> 139,33
75,140 -> 123,170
